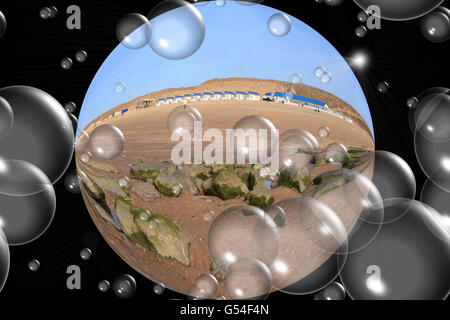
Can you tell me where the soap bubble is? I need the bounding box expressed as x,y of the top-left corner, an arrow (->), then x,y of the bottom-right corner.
267,13 -> 291,37
279,131 -> 315,168
89,124 -> 125,160
114,82 -> 126,94
49,6 -> 58,18
224,258 -> 272,299
281,129 -> 320,153
207,205 -> 280,273
315,282 -> 346,300
98,280 -> 110,292
64,102 -> 76,114
0,159 -> 53,196
80,152 -> 92,163
190,274 -> 218,299
290,73 -> 302,83
80,248 -> 92,260
353,0 -> 445,21
234,0 -> 264,5
318,126 -> 330,138
0,10 -> 6,39
75,50 -> 88,62
413,92 -> 450,142
148,0 -> 205,60
406,97 -> 418,109
0,96 -> 13,140
324,143 -> 348,164
28,259 -> 40,272
68,113 -> 78,134
357,11 -> 369,23
0,227 -> 8,291
112,274 -> 137,298
118,176 -> 131,189
340,199 -> 450,300
167,105 -> 202,138
75,131 -> 89,152
320,72 -> 332,84
264,197 -> 347,295
39,7 -> 51,19
324,0 -> 344,6
409,87 -> 449,132
0,86 -> 74,183
314,66 -> 326,78
153,283 -> 165,295
355,26 -> 367,38
215,0 -> 226,6
116,13 -> 151,50
420,8 -> 450,43
61,58 -> 73,70
377,81 -> 389,93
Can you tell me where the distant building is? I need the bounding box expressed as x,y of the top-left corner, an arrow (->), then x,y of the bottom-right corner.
234,91 -> 246,100
183,94 -> 192,102
156,98 -> 166,106
137,99 -> 153,108
166,97 -> 175,104
223,91 -> 234,100
263,92 -> 275,101
121,109 -> 129,116
192,93 -> 203,101
212,91 -> 223,100
202,92 -> 212,101
247,91 -> 260,101
175,95 -> 184,103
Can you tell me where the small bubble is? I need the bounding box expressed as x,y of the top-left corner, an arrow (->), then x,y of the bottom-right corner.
172,184 -> 183,197
75,50 -> 88,63
314,66 -> 326,78
80,248 -> 92,260
89,124 -> 125,160
203,210 -> 215,222
357,11 -> 368,23
318,126 -> 330,138
64,170 -> 81,194
290,73 -> 302,83
420,9 -> 450,43
114,82 -> 126,94
324,0 -> 344,6
61,57 -> 73,70
49,6 -> 58,18
407,96 -> 419,109
116,13 -> 151,50
324,142 -> 348,163
64,102 -> 76,114
40,7 -> 51,19
320,72 -> 332,84
118,176 -> 131,189
28,259 -> 40,272
138,210 -> 151,221
377,81 -> 389,93
355,26 -> 367,38
80,152 -> 92,163
98,280 -> 110,292
215,0 -> 226,6
153,283 -> 165,295
267,13 -> 291,37
112,274 -> 137,299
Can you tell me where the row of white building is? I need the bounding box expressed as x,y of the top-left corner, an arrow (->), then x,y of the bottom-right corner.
156,91 -> 261,106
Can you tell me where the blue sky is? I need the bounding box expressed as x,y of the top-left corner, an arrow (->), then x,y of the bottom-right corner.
79,1 -> 373,134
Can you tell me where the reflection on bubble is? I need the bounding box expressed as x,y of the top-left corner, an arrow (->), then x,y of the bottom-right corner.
0,86 -> 74,183
112,274 -> 137,298
0,159 -> 53,197
153,283 -> 165,295
316,282 -> 346,300
69,113 -> 78,134
224,258 -> 272,300
318,126 -> 330,138
118,176 -> 131,189
340,199 -> 450,300
167,105 -> 202,138
207,205 -> 280,273
0,227 -> 8,292
290,73 -> 302,83
267,13 -> 291,38
98,280 -> 110,292
355,26 -> 367,38
28,259 -> 40,272
324,143 -> 347,164
421,179 -> 450,242
89,124 -> 125,160
320,72 -> 332,84
61,58 -> 73,70
75,50 -> 88,63
114,82 -> 126,94
148,0 -> 205,60
420,9 -> 450,43
279,131 -> 315,168
377,81 -> 389,93
190,274 -> 218,299
116,13 -> 152,50
0,96 -> 13,139
40,7 -> 51,19
314,66 -> 326,78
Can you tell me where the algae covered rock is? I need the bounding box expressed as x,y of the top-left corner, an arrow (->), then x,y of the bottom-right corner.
181,164 -> 211,181
174,172 -> 202,196
245,182 -> 275,210
78,169 -> 110,213
131,181 -> 161,202
304,169 -> 347,199
278,163 -> 311,193
115,197 -> 190,266
130,161 -> 177,182
154,175 -> 183,197
76,154 -> 121,174
90,175 -> 130,198
208,169 -> 249,200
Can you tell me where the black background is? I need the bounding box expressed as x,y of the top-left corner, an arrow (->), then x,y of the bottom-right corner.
0,0 -> 449,307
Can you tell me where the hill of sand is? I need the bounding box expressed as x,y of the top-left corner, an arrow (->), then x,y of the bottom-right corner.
90,78 -> 373,138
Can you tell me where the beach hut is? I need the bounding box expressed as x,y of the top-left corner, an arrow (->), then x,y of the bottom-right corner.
263,92 -> 274,101
234,91 -> 246,100
166,97 -> 175,104
212,91 -> 223,100
156,98 -> 166,106
175,95 -> 184,103
191,93 -> 202,101
183,94 -> 192,103
121,109 -> 129,116
247,91 -> 260,101
274,92 -> 286,103
202,92 -> 212,101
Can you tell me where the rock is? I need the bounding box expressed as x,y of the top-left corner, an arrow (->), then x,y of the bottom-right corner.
131,181 -> 161,202
76,154 -> 121,174
154,175 -> 182,197
278,163 -> 311,193
90,175 -> 130,198
86,193 -> 120,229
209,163 -> 235,174
174,172 -> 202,196
208,170 -> 249,200
248,166 -> 265,190
305,169 -> 346,199
181,164 -> 211,181
314,153 -> 326,165
130,160 -> 177,182
115,197 -> 190,266
209,259 -> 229,281
78,169 -> 109,213
245,182 -> 274,210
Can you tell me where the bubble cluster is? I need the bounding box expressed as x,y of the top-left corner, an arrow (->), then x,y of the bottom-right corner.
98,280 -> 110,292
28,259 -> 40,272
89,124 -> 125,160
75,50 -> 88,63
190,274 -> 218,299
61,58 -> 73,70
112,274 -> 137,299
267,13 -> 291,38
148,0 -> 205,60
116,13 -> 152,50
314,66 -> 332,84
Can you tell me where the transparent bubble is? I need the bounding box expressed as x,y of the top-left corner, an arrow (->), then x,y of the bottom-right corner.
0,227 -> 8,292
324,143 -> 348,164
281,129 -> 320,153
112,274 -> 137,298
279,131 -> 315,168
116,13 -> 152,50
409,87 -> 449,133
0,96 -> 13,139
68,113 -> 78,134
0,159 -> 53,197
148,0 -> 205,60
190,0 -> 210,6
420,178 -> 450,243
303,169 -> 384,254
314,66 -> 326,78
89,124 -> 125,160
354,0 -> 444,21
75,50 -> 88,63
224,258 -> 272,300
263,197 -> 347,295
80,152 -> 92,163
64,170 -> 81,194
167,105 -> 202,138
232,115 -> 278,164
39,7 -> 51,19
355,26 -> 367,38
28,259 -> 40,272
316,282 -> 346,300
406,96 -> 418,109
413,92 -> 450,142
215,0 -> 226,6
0,10 -> 6,39
320,72 -> 332,84
138,210 -> 151,221
118,176 -> 131,189
172,183 -> 183,197
0,86 -> 74,183
207,205 -> 280,272
324,0 -> 344,6
49,6 -> 58,18
190,274 -> 218,299
98,280 -> 110,292
290,73 -> 302,83
64,102 -> 76,114
114,82 -> 126,94
203,210 -> 215,222
267,13 -> 291,38
0,181 -> 56,246
420,10 -> 450,42
80,248 -> 92,260
318,126 -> 330,138
61,57 -> 73,70
340,199 -> 450,300
376,81 -> 389,93
234,0 -> 264,5
153,283 -> 166,295
75,131 -> 89,152
357,11 -> 368,23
